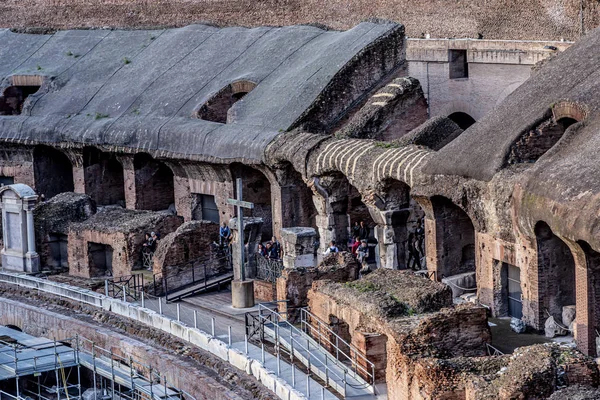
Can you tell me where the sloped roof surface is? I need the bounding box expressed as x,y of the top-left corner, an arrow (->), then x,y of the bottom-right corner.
424,27 -> 600,181
0,22 -> 399,163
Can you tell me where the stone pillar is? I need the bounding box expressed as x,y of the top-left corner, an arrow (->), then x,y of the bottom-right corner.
423,216 -> 441,280
313,193 -> 349,254
370,209 -> 410,270
65,151 -> 85,194
281,227 -> 317,269
117,155 -> 136,210
570,243 -> 595,356
0,184 -> 39,272
173,175 -> 192,221
230,217 -> 263,308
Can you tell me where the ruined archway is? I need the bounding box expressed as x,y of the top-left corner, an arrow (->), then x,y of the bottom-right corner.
83,147 -> 125,206
276,164 -> 317,230
197,80 -> 257,124
535,221 -> 576,326
231,163 -> 274,239
448,112 -> 476,130
133,153 -> 175,211
429,196 -> 476,279
312,172 -> 376,255
33,145 -> 74,199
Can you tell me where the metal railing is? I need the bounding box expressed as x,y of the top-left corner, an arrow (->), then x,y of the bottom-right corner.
486,343 -> 504,356
151,250 -> 232,297
250,303 -> 375,396
300,308 -> 375,385
255,254 -> 284,283
105,273 -> 144,301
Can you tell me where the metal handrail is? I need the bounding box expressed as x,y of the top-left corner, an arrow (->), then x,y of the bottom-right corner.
486,343 -> 504,356
256,304 -> 374,394
300,308 -> 375,383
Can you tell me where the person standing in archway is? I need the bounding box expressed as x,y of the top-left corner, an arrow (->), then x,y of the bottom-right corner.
358,221 -> 369,241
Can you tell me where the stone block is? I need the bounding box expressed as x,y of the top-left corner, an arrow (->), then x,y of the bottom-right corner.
275,381 -> 293,400
170,320 -> 189,342
232,279 -> 255,308
228,348 -> 251,374
207,338 -> 229,361
188,328 -> 211,350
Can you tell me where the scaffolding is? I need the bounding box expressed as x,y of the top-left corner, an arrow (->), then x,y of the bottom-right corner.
0,326 -> 195,400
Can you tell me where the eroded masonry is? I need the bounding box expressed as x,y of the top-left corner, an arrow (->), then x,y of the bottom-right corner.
1,13 -> 600,400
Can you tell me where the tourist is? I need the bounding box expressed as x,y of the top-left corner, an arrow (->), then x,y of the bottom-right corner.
351,235 -> 361,256
219,222 -> 231,245
358,221 -> 369,241
357,239 -> 370,276
352,221 -> 361,239
257,243 -> 267,257
150,232 -> 158,251
265,242 -> 273,258
142,233 -> 153,253
323,240 -> 339,255
271,236 -> 281,258
407,232 -> 421,270
415,217 -> 425,257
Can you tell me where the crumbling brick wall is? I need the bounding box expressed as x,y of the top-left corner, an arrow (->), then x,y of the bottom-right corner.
68,209 -> 182,278
152,220 -> 228,292
276,252 -> 358,321
34,192 -> 96,270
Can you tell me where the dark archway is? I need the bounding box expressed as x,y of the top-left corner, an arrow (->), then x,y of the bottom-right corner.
430,196 -> 476,278
83,147 -> 125,206
231,164 -> 274,239
33,145 -> 74,198
197,80 -> 256,124
133,153 -> 175,211
448,112 -> 476,130
535,221 -> 576,324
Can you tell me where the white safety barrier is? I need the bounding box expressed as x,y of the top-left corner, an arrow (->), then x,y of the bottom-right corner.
0,272 -> 307,400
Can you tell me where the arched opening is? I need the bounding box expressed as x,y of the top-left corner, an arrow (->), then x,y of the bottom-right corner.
280,165 -> 317,229
0,85 -> 41,115
430,196 -> 476,278
448,112 -> 476,130
197,80 -> 256,124
231,163 -> 273,239
508,116 -> 579,164
314,172 -> 376,257
133,153 -> 174,211
33,145 -> 74,199
83,147 -> 125,206
535,221 -> 576,326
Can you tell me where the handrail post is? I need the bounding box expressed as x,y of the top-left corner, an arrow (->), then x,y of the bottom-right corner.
176,303 -> 180,322
159,297 -> 163,315
193,310 -> 197,329
104,279 -> 109,297
123,285 -> 127,302
141,291 -> 145,308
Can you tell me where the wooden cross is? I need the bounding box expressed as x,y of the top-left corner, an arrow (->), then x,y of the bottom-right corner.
227,178 -> 254,281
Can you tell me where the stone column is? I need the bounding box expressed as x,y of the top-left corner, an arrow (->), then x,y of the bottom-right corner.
173,175 -> 192,221
230,217 -> 263,308
570,243 -> 595,356
281,227 -> 317,269
313,193 -> 349,254
370,209 -> 410,270
65,151 -> 85,194
117,155 -> 136,210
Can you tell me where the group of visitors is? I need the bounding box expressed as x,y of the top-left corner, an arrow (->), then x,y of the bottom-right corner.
257,236 -> 282,260
142,231 -> 160,270
142,231 -> 159,253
